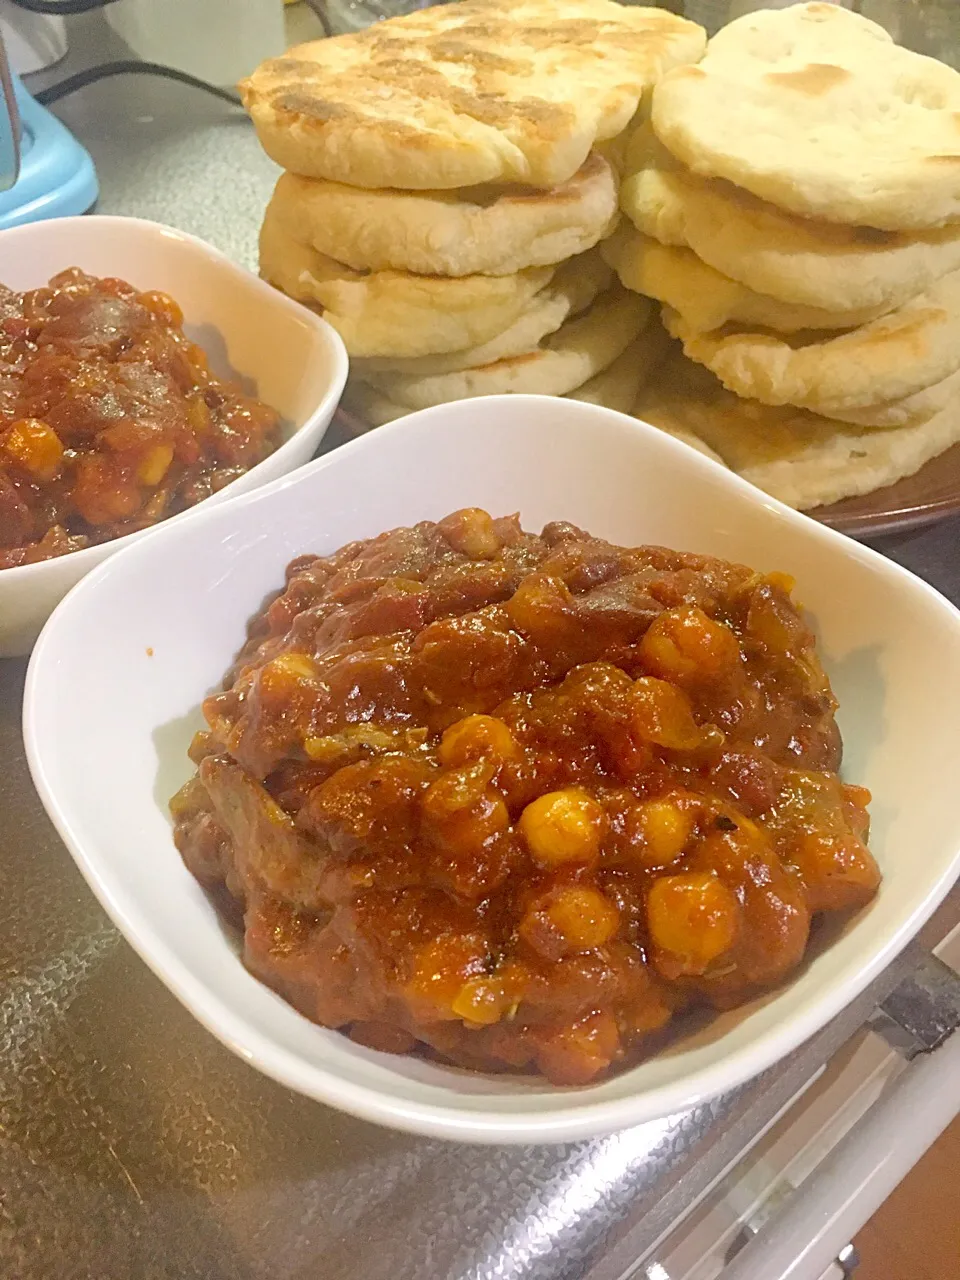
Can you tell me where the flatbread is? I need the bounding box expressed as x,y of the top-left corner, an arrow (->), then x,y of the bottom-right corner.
620,125 -> 960,314
651,3 -> 960,230
343,323 -> 667,427
633,348 -> 960,509
267,153 -> 618,277
567,323 -> 670,411
830,366 -> 960,430
260,209 -> 554,359
363,285 -> 652,409
601,223 -> 885,333
663,269 -> 960,415
356,250 -> 612,377
631,409 -> 726,465
342,379 -> 406,428
241,0 -> 706,190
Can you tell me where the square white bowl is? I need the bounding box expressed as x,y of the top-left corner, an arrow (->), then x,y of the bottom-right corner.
23,395 -> 960,1144
0,214 -> 348,655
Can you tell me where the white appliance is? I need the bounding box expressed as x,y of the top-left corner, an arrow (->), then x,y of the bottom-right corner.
0,1 -> 66,74
105,0 -> 286,85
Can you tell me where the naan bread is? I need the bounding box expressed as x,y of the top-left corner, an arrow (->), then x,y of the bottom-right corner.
831,366 -> 960,430
567,346 -> 645,413
342,379 -> 407,428
357,250 -> 612,377
593,98 -> 648,177
633,349 -> 960,510
601,223 -> 885,333
568,325 -> 669,411
267,153 -> 618,276
344,323 -> 666,426
620,124 -> 960,314
240,0 -> 706,190
260,209 -> 553,358
651,2 -> 960,230
631,411 -> 725,465
364,285 -> 652,409
663,270 -> 960,415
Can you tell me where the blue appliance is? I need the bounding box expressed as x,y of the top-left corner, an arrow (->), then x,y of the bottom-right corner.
0,70 -> 97,228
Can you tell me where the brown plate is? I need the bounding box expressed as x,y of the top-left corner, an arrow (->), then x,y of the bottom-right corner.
329,410 -> 960,540
811,441 -> 960,537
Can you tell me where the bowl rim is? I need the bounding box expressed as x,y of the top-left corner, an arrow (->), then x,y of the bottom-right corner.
0,213 -> 349,583
22,395 -> 960,1143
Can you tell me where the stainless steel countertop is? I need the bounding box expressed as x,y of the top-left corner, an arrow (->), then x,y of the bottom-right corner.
1,16 -> 958,1280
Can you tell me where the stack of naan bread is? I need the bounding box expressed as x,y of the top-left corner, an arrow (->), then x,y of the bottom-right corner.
242,0 -> 960,512
240,0 -> 706,424
607,2 -> 960,510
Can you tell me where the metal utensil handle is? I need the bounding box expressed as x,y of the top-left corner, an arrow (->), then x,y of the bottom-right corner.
0,28 -> 21,191
716,956 -> 960,1280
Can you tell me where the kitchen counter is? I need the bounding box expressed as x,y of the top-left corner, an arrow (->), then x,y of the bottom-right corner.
1,15 -> 958,1280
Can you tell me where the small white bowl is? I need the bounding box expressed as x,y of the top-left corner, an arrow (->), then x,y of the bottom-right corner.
23,395 -> 960,1144
0,214 -> 348,656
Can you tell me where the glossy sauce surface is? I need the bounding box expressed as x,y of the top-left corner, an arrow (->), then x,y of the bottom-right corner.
0,269 -> 282,567
172,511 -> 879,1085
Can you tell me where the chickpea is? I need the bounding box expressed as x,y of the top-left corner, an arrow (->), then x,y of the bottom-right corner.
632,677 -> 704,751
139,288 -> 184,327
647,873 -> 740,976
505,573 -> 576,643
3,418 -> 63,479
451,976 -> 510,1026
423,761 -> 491,816
438,508 -> 501,559
631,798 -> 696,867
422,764 -> 510,855
794,830 -> 881,913
519,788 -> 606,866
640,607 -> 741,684
521,886 -> 620,959
439,714 -> 520,769
137,444 -> 174,486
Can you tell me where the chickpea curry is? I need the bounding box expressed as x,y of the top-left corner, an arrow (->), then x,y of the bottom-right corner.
0,269 -> 282,568
171,510 -> 879,1086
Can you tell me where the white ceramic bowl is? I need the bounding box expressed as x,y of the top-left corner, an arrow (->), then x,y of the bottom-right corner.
24,395 -> 960,1144
0,214 -> 348,656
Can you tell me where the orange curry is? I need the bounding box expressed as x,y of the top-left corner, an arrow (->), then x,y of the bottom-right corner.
0,269 -> 281,567
172,510 -> 879,1085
